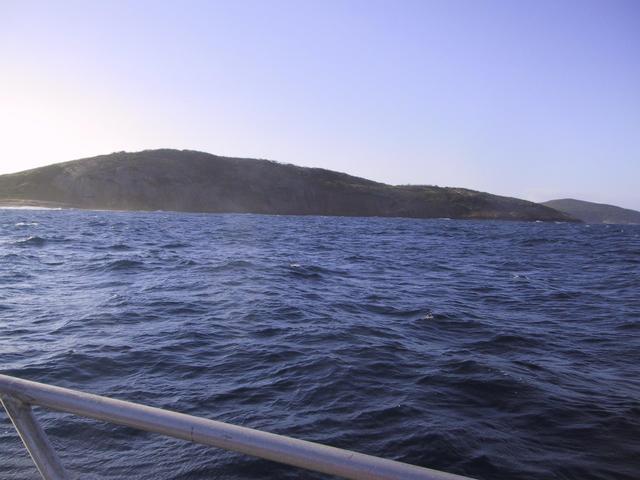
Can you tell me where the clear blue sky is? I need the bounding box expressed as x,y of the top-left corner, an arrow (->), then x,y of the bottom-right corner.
1,0 -> 639,208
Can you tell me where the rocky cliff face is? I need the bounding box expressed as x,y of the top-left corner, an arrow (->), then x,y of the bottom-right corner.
0,149 -> 577,222
542,199 -> 640,224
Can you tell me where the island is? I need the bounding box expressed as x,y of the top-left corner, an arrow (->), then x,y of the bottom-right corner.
542,199 -> 640,225
0,149 -> 577,222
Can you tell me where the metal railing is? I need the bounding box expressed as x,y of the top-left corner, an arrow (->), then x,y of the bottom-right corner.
0,374 -> 474,480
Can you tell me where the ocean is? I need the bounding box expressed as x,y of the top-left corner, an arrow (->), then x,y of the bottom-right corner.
0,209 -> 638,479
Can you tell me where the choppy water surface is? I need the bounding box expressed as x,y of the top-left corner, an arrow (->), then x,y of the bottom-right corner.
1,210 -> 639,480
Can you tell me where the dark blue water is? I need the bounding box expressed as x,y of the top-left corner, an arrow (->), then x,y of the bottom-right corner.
1,209 -> 639,480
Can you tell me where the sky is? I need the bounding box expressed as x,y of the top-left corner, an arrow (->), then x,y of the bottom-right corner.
1,0 -> 639,209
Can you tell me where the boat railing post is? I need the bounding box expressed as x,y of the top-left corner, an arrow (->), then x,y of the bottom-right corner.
1,396 -> 70,480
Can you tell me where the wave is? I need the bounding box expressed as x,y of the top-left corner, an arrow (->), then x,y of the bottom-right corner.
103,259 -> 146,271
105,243 -> 133,251
287,263 -> 349,279
13,235 -> 47,247
204,259 -> 255,272
162,242 -> 191,249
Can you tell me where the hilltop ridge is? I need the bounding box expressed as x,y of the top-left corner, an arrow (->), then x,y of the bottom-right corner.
0,149 -> 577,222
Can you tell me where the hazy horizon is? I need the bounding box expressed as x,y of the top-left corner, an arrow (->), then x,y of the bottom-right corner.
1,0 -> 639,209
